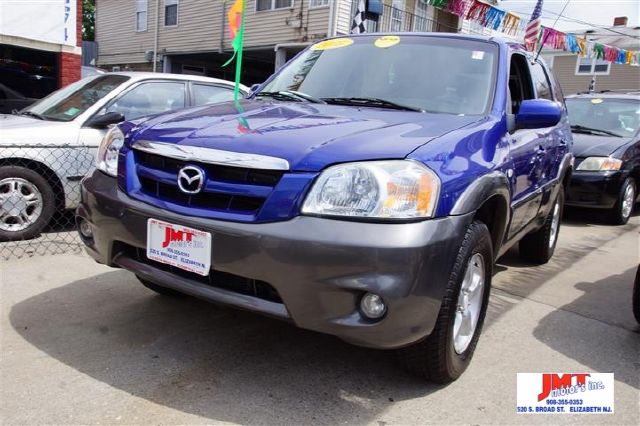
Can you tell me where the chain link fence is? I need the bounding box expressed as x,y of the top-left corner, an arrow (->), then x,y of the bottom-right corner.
1,144 -> 95,260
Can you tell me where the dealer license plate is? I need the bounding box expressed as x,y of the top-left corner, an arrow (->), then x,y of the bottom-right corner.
146,219 -> 211,276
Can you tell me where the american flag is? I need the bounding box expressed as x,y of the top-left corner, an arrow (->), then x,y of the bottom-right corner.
524,0 -> 544,51
351,0 -> 366,34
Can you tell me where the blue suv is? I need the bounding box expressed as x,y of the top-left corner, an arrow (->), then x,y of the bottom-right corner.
77,34 -> 573,382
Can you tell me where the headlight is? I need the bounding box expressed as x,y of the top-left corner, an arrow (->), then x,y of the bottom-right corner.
576,157 -> 622,172
302,160 -> 440,219
96,126 -> 125,177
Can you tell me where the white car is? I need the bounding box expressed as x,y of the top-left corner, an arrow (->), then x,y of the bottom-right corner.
0,72 -> 248,241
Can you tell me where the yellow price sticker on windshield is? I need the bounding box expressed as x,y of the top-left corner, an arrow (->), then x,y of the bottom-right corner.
374,35 -> 400,48
591,98 -> 604,104
312,38 -> 353,51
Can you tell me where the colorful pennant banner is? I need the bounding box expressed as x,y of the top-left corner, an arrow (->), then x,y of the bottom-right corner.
420,0 -> 639,66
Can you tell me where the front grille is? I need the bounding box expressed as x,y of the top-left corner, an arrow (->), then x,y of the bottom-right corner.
137,151 -> 283,186
132,150 -> 284,215
114,241 -> 282,303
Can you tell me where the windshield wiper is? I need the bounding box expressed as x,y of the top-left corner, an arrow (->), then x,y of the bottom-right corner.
15,110 -> 46,120
255,90 -> 325,104
321,97 -> 424,112
571,124 -> 622,138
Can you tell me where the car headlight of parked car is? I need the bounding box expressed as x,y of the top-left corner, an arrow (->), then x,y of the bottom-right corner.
576,157 -> 623,172
96,126 -> 125,177
302,160 -> 440,219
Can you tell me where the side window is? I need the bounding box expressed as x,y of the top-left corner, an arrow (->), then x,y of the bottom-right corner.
508,54 -> 534,114
106,81 -> 185,120
192,84 -> 235,106
530,62 -> 553,101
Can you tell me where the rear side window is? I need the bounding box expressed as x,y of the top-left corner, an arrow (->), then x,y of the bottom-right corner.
192,84 -> 235,106
530,62 -> 553,101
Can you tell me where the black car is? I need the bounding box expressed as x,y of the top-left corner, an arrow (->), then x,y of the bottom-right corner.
0,83 -> 37,114
565,92 -> 640,224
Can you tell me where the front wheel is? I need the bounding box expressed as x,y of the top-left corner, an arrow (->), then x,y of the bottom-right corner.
0,166 -> 56,242
397,220 -> 492,383
519,187 -> 564,264
610,178 -> 635,225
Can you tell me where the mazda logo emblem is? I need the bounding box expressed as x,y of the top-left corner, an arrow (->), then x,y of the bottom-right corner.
177,165 -> 205,194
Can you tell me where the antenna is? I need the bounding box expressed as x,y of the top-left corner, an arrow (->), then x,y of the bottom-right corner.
534,0 -> 572,62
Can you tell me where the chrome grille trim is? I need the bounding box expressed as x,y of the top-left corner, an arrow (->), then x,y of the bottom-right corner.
131,140 -> 290,171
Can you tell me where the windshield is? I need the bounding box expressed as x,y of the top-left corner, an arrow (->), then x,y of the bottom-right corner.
24,74 -> 129,121
566,97 -> 640,138
258,35 -> 498,115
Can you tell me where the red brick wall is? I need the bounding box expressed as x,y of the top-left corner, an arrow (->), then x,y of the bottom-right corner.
58,0 -> 83,87
59,52 -> 82,87
77,0 -> 83,47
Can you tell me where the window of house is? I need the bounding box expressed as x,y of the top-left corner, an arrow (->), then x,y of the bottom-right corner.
309,0 -> 329,8
136,0 -> 147,32
530,61 -> 553,101
165,0 -> 178,26
256,0 -> 293,12
390,0 -> 405,32
575,57 -> 611,75
413,0 -> 431,32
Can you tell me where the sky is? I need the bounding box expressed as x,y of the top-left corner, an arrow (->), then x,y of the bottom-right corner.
498,0 -> 640,32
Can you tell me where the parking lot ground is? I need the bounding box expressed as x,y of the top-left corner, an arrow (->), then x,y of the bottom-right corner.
1,213 -> 639,425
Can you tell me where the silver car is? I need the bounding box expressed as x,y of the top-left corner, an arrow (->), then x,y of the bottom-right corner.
1,72 -> 248,241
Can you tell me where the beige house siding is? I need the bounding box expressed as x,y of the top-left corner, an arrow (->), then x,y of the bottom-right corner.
335,0 -> 352,35
97,0 -> 335,67
550,54 -> 640,95
96,0 -> 158,65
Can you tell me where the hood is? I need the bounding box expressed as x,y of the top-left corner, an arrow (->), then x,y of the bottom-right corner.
129,100 -> 481,171
0,113 -> 74,145
571,132 -> 633,158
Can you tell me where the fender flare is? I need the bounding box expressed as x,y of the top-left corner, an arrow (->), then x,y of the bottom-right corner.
450,171 -> 511,216
450,172 -> 511,256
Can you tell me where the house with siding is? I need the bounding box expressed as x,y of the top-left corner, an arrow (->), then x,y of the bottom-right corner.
95,0 -> 466,85
541,25 -> 640,95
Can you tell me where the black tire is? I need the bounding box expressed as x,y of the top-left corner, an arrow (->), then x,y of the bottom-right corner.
136,276 -> 187,298
397,220 -> 493,383
519,187 -> 564,265
609,178 -> 635,225
0,166 -> 56,242
633,265 -> 640,324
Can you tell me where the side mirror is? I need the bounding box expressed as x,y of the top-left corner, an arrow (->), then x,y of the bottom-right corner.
515,99 -> 562,130
86,111 -> 125,128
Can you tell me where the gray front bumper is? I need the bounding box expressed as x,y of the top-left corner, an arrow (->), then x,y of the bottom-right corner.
77,170 -> 473,349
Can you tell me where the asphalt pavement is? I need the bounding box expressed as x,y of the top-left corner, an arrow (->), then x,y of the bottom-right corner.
1,210 -> 639,425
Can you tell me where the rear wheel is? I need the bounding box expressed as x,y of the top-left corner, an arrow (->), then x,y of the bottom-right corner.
519,187 -> 564,264
397,220 -> 492,383
0,166 -> 55,242
610,178 -> 635,225
136,276 -> 187,298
